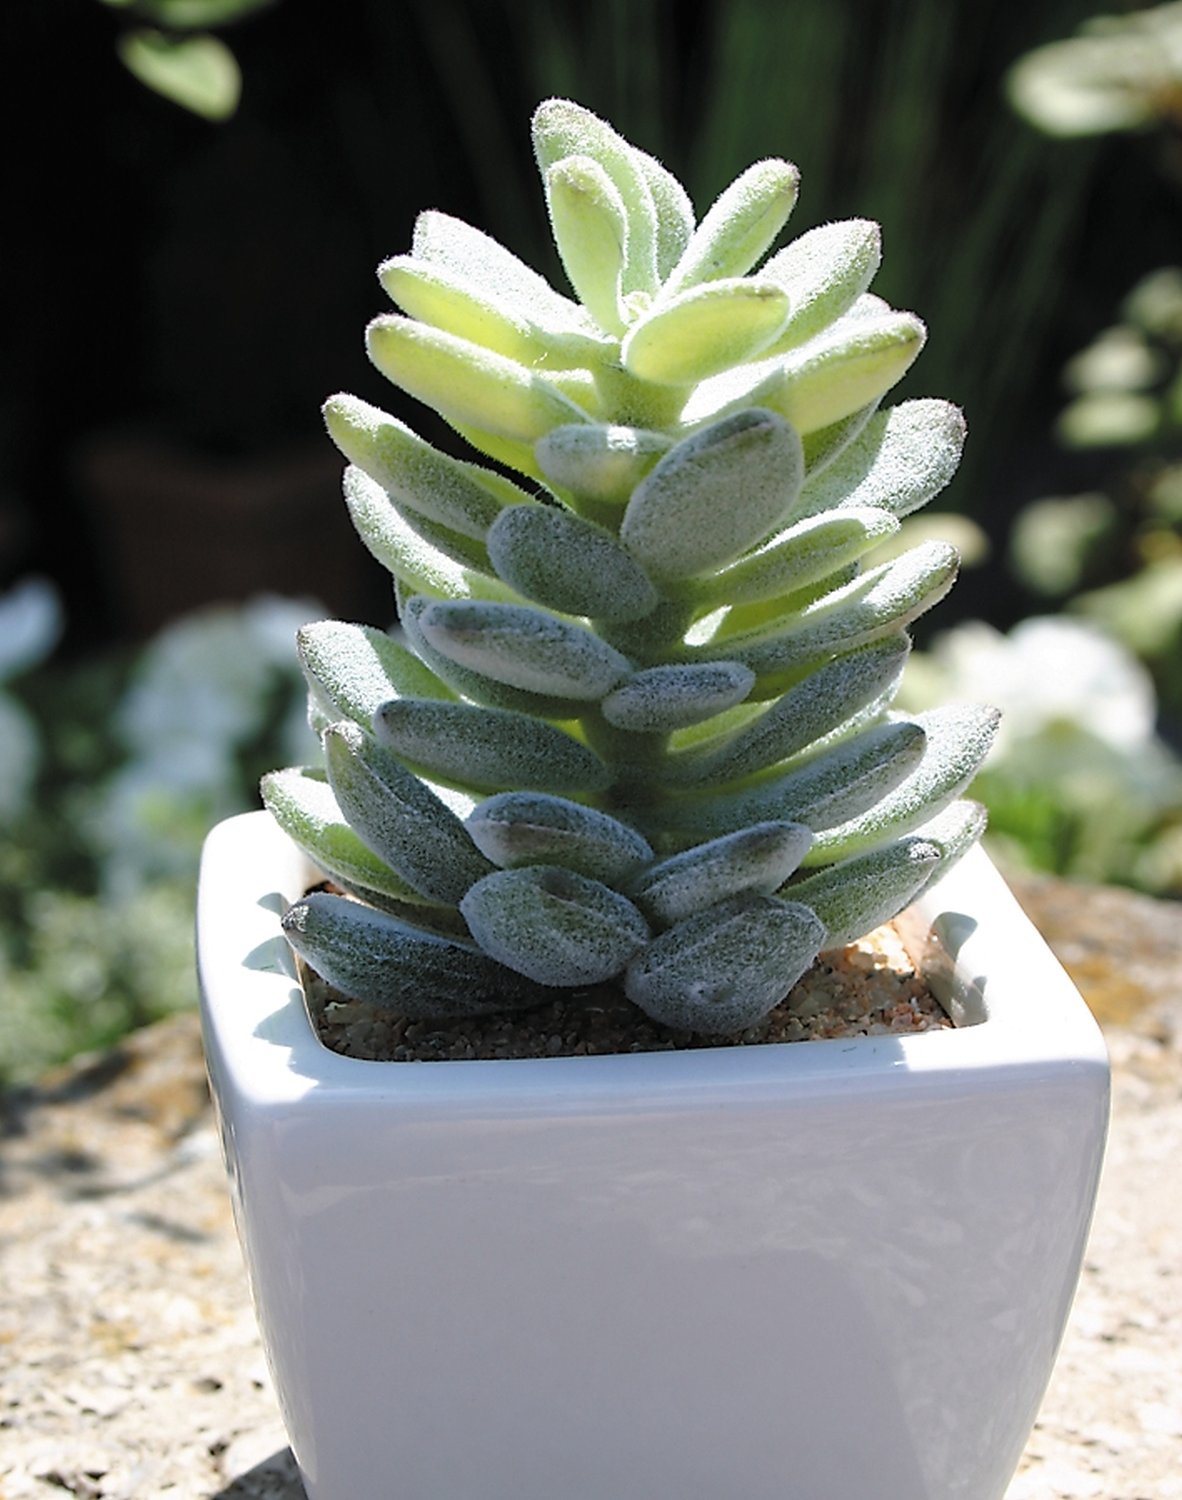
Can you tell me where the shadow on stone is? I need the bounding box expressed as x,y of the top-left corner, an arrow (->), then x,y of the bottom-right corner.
213,1448 -> 306,1498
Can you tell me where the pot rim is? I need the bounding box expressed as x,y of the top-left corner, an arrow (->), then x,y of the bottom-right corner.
197,810 -> 1109,1109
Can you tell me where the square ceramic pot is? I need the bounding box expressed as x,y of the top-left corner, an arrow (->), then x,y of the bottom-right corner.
197,809 -> 1109,1500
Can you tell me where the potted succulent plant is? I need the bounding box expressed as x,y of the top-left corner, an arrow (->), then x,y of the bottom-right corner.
197,100 -> 1109,1500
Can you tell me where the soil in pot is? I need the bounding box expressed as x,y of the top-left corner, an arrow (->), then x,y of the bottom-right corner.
299,917 -> 951,1063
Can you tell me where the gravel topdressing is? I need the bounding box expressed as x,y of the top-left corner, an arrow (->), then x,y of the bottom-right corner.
302,921 -> 951,1063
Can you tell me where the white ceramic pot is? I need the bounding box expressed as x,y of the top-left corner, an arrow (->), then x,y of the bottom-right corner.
197,809 -> 1109,1500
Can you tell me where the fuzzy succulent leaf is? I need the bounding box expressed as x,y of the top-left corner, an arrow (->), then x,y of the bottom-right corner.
532,99 -> 660,298
410,208 -> 595,342
802,705 -> 1001,866
372,697 -> 611,794
785,835 -> 944,950
415,598 -> 633,701
341,466 -> 513,595
377,253 -> 607,369
323,720 -> 493,903
664,718 -> 928,840
624,895 -> 825,1033
544,155 -> 630,336
759,219 -> 882,353
620,409 -> 805,581
366,315 -> 594,443
667,635 -> 910,788
795,399 -> 967,521
633,148 -> 695,276
800,401 -> 882,474
297,619 -> 454,731
466,792 -> 654,882
460,864 -> 651,986
601,661 -> 755,732
486,505 -> 659,621
661,158 -> 800,299
261,768 -> 436,907
282,890 -> 548,1016
630,822 -> 814,927
673,508 -> 900,611
701,540 -> 959,680
324,393 -> 531,540
761,312 -> 927,433
535,422 -> 670,506
621,279 -> 791,385
400,594 -> 596,719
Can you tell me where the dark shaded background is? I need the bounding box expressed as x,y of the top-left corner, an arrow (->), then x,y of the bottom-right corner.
6,0 -> 1178,652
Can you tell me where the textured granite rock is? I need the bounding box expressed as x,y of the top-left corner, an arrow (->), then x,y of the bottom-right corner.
1,871 -> 1179,1499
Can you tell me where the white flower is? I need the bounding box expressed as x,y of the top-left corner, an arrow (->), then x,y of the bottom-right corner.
918,616 -> 1156,751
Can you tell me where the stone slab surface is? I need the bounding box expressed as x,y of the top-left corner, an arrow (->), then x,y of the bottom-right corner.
1,871 -> 1179,1499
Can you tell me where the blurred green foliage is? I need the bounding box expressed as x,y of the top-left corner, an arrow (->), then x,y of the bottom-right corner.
0,594 -> 317,1085
905,616 -> 1182,894
98,0 -> 278,119
1006,4 -> 1182,724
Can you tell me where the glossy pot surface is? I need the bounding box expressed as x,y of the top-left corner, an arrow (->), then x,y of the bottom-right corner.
197,811 -> 1109,1500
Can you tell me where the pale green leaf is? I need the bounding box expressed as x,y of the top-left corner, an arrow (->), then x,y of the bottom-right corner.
118,29 -> 240,120
760,220 -> 882,353
621,279 -> 791,385
544,156 -> 629,335
325,393 -> 532,540
532,99 -> 659,296
366,315 -> 593,443
661,158 -> 799,299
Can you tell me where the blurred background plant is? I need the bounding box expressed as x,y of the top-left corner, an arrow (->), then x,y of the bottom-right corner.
5,0 -> 1182,1076
0,592 -> 318,1085
97,0 -> 281,121
1005,0 -> 1182,721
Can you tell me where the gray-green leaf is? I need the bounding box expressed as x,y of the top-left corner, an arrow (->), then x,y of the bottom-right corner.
801,705 -> 1000,866
487,505 -> 659,622
668,635 -> 910,787
794,400 -> 967,521
416,599 -> 633,701
466,792 -> 654,882
624,895 -> 824,1033
323,720 -> 494,902
620,409 -> 805,581
281,891 -> 547,1016
601,661 -> 755,733
261,768 -> 435,906
786,835 -> 943,949
297,619 -> 454,729
535,422 -> 670,505
373,698 -> 610,793
460,865 -> 651,986
630,822 -> 814,927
